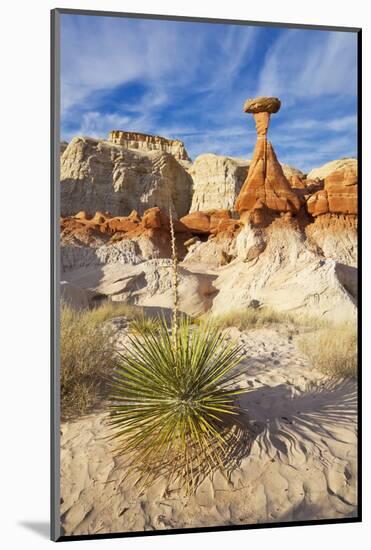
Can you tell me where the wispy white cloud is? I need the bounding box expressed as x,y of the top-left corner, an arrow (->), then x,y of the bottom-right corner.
63,112 -> 131,141
199,26 -> 257,93
61,15 -> 357,170
61,16 -> 257,116
257,29 -> 357,98
61,16 -> 200,113
326,115 -> 357,132
275,132 -> 357,172
278,114 -> 357,133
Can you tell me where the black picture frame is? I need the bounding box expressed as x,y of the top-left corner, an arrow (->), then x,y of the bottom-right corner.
51,8 -> 362,542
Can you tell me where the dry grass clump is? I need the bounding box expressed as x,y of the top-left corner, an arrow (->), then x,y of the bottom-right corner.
204,307 -> 334,334
209,307 -> 357,378
207,307 -> 296,331
86,300 -> 143,325
60,301 -> 138,418
129,314 -> 161,335
298,322 -> 357,378
61,300 -> 144,418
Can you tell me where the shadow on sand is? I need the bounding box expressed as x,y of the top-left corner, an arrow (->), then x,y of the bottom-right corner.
110,378 -> 356,494
238,378 -> 357,462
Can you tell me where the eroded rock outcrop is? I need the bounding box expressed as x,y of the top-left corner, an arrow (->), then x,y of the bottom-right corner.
235,96 -> 301,222
181,211 -> 243,266
188,153 -> 305,213
182,237 -> 237,267
211,219 -> 357,321
60,207 -> 192,272
189,154 -> 250,212
306,215 -> 357,267
108,130 -> 191,162
64,260 -> 216,317
180,210 -> 241,236
60,141 -> 68,155
307,158 -> 357,181
61,136 -> 193,218
307,165 -> 358,217
289,174 -> 307,190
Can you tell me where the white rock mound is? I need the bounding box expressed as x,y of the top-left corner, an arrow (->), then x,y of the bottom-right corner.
61,238 -> 161,273
211,224 -> 356,321
306,217 -> 357,268
63,260 -> 217,318
61,137 -> 193,218
307,158 -> 357,180
189,154 -> 249,212
183,237 -> 237,267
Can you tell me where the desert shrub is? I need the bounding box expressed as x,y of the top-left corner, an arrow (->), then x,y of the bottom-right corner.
298,322 -> 357,378
60,303 -> 117,418
108,316 -> 247,490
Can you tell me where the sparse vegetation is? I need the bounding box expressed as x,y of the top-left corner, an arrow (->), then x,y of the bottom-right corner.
203,306 -> 334,333
208,307 -> 295,330
298,322 -> 357,379
208,307 -> 357,378
60,300 -> 143,418
61,303 -> 115,418
108,316 -> 246,490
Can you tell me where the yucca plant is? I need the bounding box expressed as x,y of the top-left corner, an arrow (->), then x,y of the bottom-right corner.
108,316 -> 246,490
107,206 -> 247,491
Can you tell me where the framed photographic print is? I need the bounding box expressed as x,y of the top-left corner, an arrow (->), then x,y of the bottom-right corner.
51,8 -> 361,542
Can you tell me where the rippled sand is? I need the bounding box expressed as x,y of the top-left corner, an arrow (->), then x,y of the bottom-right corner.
60,326 -> 357,536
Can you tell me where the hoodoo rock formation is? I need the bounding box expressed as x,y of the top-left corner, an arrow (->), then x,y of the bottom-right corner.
60,112 -> 358,319
235,96 -> 301,222
188,153 -> 305,213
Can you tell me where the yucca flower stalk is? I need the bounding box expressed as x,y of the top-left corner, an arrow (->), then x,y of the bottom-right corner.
168,205 -> 179,356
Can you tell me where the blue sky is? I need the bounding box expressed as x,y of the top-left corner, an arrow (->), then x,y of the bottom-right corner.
61,14 -> 358,172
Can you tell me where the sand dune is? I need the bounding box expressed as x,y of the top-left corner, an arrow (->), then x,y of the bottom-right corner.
60,326 -> 357,536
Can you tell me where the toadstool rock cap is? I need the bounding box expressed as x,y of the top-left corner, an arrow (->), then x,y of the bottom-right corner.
243,96 -> 281,114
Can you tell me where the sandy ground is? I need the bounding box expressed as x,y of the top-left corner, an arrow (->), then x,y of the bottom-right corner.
60,325 -> 357,536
